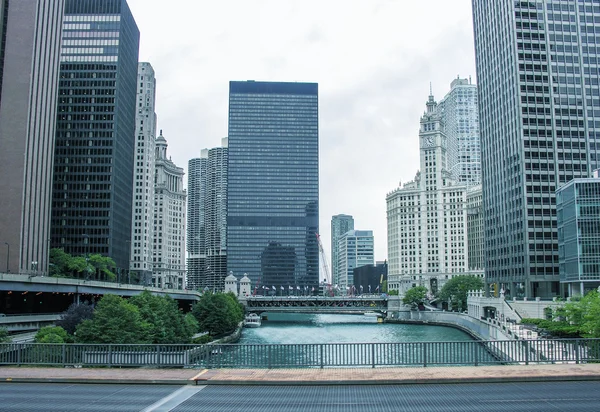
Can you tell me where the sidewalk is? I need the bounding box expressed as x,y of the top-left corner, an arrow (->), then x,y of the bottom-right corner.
2,364 -> 600,385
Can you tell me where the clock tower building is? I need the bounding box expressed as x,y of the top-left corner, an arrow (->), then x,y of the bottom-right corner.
386,88 -> 482,297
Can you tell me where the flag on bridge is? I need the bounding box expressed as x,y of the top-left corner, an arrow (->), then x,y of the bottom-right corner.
281,286 -> 284,290
289,285 -> 293,290
272,286 -> 275,290
296,286 -> 300,290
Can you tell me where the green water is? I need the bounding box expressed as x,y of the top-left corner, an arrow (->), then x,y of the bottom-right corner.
239,313 -> 476,344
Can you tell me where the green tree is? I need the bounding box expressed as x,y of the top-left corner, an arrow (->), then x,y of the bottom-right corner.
34,326 -> 69,343
439,275 -> 484,312
565,291 -> 600,338
0,327 -> 10,343
402,286 -> 428,307
49,248 -> 71,277
75,294 -> 151,344
192,292 -> 244,336
87,254 -> 116,281
130,290 -> 193,343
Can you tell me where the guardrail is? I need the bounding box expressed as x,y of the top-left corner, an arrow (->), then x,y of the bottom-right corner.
1,339 -> 599,368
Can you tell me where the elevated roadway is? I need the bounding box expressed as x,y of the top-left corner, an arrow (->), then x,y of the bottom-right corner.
0,273 -> 201,315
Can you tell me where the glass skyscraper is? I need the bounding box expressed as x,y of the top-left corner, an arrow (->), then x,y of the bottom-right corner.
227,81 -> 319,290
51,0 -> 139,272
556,178 -> 600,296
473,0 -> 600,298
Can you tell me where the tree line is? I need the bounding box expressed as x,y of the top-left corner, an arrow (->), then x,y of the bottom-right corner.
402,275 -> 484,312
27,291 -> 245,345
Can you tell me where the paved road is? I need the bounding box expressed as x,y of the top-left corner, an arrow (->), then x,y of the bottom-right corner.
2,381 -> 600,411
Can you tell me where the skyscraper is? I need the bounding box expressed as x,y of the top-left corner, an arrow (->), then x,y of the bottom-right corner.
227,81 -> 319,289
331,214 -> 354,285
153,131 -> 186,289
187,138 -> 228,291
0,0 -> 65,275
438,77 -> 481,187
387,91 -> 476,295
130,62 -> 157,282
51,0 -> 139,272
472,0 -> 600,298
337,230 -> 374,292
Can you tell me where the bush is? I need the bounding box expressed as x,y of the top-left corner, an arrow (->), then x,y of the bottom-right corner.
35,326 -> 69,344
0,327 -> 10,343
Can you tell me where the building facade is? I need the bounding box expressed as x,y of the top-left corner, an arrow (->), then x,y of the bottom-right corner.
153,131 -> 186,289
227,81 -> 319,289
556,178 -> 600,296
473,0 -> 600,298
386,91 -> 470,295
438,77 -> 481,187
353,261 -> 388,295
130,62 -> 157,282
186,138 -> 228,291
337,230 -> 374,291
467,185 -> 484,271
0,0 -> 64,275
330,214 -> 354,286
50,0 -> 140,272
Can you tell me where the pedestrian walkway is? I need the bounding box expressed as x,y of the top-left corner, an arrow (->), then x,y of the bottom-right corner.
2,364 -> 600,386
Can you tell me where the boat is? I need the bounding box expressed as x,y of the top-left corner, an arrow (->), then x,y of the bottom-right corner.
364,311 -> 380,317
244,313 -> 262,328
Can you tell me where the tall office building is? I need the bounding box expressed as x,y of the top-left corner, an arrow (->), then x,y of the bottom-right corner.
153,131 -> 186,289
227,81 -> 319,289
51,0 -> 139,272
130,62 -> 157,282
186,138 -> 228,291
438,77 -> 481,187
387,91 -> 478,295
337,230 -> 374,291
472,0 -> 600,298
466,185 -> 485,271
0,0 -> 64,275
331,214 -> 354,285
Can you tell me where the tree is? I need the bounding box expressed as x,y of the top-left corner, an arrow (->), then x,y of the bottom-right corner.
50,248 -> 116,281
438,275 -> 484,312
55,302 -> 94,335
565,291 -> 600,338
129,290 -> 194,344
402,286 -> 428,307
192,292 -> 244,336
0,327 -> 10,343
35,326 -> 69,343
75,294 -> 151,344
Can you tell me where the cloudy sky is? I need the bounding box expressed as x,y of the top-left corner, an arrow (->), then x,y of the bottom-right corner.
127,0 -> 477,264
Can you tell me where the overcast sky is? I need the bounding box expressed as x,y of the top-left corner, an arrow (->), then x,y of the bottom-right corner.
127,0 -> 477,265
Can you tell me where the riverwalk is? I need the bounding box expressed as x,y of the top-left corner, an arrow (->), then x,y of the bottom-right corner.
1,364 -> 600,386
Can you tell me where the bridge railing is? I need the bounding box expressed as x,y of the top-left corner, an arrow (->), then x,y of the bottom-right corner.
1,339 -> 599,368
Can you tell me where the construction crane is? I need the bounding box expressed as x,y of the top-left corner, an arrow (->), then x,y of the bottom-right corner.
315,232 -> 332,287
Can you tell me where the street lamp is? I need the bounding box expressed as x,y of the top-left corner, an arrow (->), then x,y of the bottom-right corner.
4,242 -> 9,273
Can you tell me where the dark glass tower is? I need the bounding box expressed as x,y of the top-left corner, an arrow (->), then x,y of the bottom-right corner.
51,0 -> 139,272
227,81 -> 319,290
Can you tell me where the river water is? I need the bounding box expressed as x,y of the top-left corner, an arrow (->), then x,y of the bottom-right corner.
239,313 -> 476,344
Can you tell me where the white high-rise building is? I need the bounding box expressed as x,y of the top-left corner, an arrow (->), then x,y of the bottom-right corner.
387,91 -> 482,295
337,230 -> 374,292
130,62 -> 157,284
330,214 -> 354,286
438,77 -> 480,187
153,131 -> 186,289
186,138 -> 228,292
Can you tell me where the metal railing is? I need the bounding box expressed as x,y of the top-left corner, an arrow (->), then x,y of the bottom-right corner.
1,339 -> 599,368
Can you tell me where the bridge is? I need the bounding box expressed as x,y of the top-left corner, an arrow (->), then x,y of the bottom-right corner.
241,296 -> 388,315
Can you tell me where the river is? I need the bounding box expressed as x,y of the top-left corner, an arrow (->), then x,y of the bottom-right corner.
239,313 -> 477,344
